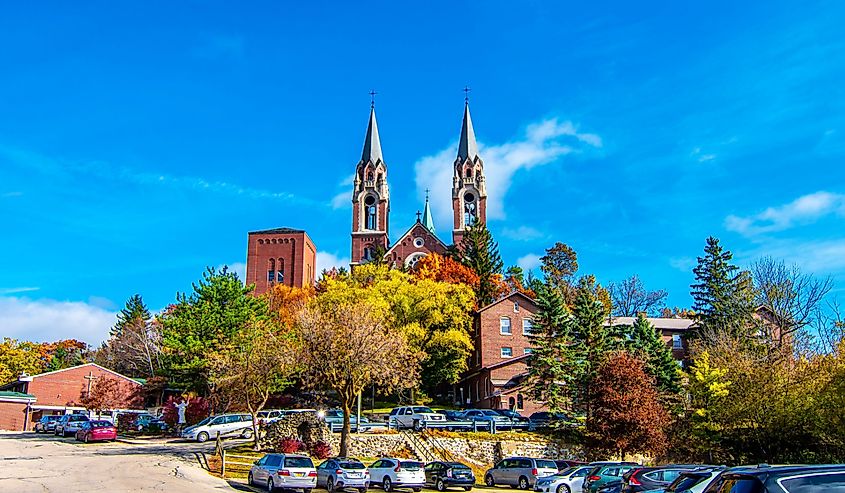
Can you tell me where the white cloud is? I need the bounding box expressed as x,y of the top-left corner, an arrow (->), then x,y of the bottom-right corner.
669,256 -> 696,273
725,191 -> 845,236
739,238 -> 845,275
218,262 -> 246,282
316,251 -> 350,274
0,297 -> 116,346
517,253 -> 542,271
0,287 -> 39,295
414,118 -> 602,230
331,191 -> 350,209
501,226 -> 547,242
691,147 -> 717,163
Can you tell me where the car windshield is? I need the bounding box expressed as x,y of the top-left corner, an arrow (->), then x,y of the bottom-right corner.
91,421 -> 113,428
666,474 -> 706,492
285,457 -> 314,468
482,410 -> 500,416
400,461 -> 424,470
193,417 -> 212,427
448,463 -> 470,470
412,407 -> 434,414
339,461 -> 366,470
536,460 -> 558,469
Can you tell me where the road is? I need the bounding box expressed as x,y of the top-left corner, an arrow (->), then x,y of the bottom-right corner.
0,431 -> 237,492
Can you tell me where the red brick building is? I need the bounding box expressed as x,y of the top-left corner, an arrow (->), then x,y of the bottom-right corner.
245,228 -> 317,295
0,363 -> 144,431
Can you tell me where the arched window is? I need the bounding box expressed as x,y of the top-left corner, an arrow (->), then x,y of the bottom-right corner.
466,167 -> 473,178
366,170 -> 374,182
267,259 -> 275,282
516,394 -> 524,410
404,252 -> 426,269
364,196 -> 377,230
277,258 -> 285,283
363,244 -> 376,262
508,397 -> 516,410
464,192 -> 477,226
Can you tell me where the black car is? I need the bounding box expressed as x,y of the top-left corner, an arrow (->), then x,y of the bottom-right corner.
597,480 -> 622,493
703,464 -> 845,492
424,461 -> 475,491
621,465 -> 704,493
495,410 -> 530,428
34,415 -> 61,433
528,412 -> 565,429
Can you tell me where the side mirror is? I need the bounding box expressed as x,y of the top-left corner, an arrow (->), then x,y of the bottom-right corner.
254,460 -> 260,465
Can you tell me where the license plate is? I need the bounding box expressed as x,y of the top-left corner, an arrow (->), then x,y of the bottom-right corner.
349,473 -> 361,478
295,472 -> 304,477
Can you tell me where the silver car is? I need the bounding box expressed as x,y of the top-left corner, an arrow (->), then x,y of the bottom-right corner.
55,414 -> 89,437
534,466 -> 592,493
249,453 -> 317,493
485,457 -> 559,490
316,458 -> 371,492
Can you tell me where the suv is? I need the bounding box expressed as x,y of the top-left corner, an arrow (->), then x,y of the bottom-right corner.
368,457 -> 426,491
534,465 -> 593,493
702,464 -> 845,493
388,406 -> 445,431
34,415 -> 61,433
458,409 -> 512,429
316,457 -> 370,493
55,414 -> 90,437
249,453 -> 317,492
621,465 -> 703,493
485,457 -> 560,489
583,463 -> 639,493
662,468 -> 725,493
181,413 -> 254,442
321,409 -> 372,432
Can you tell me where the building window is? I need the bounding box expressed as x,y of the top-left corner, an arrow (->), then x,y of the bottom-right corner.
364,196 -> 377,230
508,396 -> 515,409
672,334 -> 682,349
277,258 -> 285,283
267,259 -> 275,282
522,318 -> 534,335
464,192 -> 477,226
513,302 -> 519,313
500,317 -> 512,335
524,348 -> 533,355
501,347 -> 513,358
516,394 -> 524,410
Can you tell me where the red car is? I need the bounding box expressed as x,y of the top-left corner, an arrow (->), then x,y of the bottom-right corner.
75,420 -> 117,443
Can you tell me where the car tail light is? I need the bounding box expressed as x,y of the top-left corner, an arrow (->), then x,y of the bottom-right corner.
447,469 -> 453,478
308,471 -> 318,477
337,469 -> 344,475
365,471 -> 370,476
588,476 -> 601,481
278,470 -> 291,476
629,474 -> 642,486
394,465 -> 402,472
532,468 -> 538,476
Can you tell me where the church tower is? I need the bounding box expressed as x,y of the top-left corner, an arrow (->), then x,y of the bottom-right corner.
351,104 -> 390,265
451,100 -> 487,245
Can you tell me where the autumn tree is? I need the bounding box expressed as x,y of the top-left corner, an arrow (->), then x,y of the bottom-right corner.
297,301 -> 419,456
609,275 -> 668,316
40,339 -> 90,371
627,314 -> 680,393
158,266 -> 267,394
81,376 -> 142,418
540,242 -> 579,299
266,284 -> 314,329
587,351 -> 670,460
209,318 -> 299,449
96,296 -> 162,378
0,338 -> 45,384
413,253 -> 480,288
691,237 -> 755,339
455,222 -> 504,306
527,285 -> 579,412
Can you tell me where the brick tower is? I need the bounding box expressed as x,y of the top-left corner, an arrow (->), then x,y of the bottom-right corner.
452,100 -> 487,245
245,228 -> 317,295
351,103 -> 390,265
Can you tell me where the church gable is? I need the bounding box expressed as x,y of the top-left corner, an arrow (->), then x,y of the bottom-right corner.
386,222 -> 448,268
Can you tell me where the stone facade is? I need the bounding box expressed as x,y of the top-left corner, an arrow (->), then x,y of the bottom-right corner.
260,412 -> 333,451
246,228 -> 317,294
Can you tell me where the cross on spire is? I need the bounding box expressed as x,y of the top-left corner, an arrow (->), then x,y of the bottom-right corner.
369,90 -> 378,109
416,210 -> 422,222
463,86 -> 471,103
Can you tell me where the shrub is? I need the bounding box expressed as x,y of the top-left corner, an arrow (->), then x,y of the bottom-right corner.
161,396 -> 210,426
116,413 -> 139,433
278,437 -> 305,453
311,440 -> 332,459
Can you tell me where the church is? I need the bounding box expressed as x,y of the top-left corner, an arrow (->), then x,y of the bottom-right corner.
245,99 -> 488,293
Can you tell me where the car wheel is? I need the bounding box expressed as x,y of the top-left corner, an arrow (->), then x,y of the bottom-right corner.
242,428 -> 254,439
518,477 -> 529,490
84,434 -> 89,443
485,475 -> 495,487
359,488 -> 367,493
304,489 -> 313,493
327,477 -> 335,493
268,478 -> 276,492
464,488 -> 472,492
556,485 -> 570,493
413,489 -> 421,492
197,431 -> 209,443
248,472 -> 254,485
383,477 -> 393,492
436,479 -> 446,492
413,420 -> 422,432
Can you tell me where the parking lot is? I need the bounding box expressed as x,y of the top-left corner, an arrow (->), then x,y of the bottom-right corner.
0,431 -> 235,493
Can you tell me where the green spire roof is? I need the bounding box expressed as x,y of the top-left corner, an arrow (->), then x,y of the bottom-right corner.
422,190 -> 435,233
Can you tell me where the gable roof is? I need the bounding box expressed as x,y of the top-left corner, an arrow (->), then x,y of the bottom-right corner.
13,363 -> 143,388
249,227 -> 306,235
607,316 -> 696,331
478,291 -> 538,313
385,220 -> 448,257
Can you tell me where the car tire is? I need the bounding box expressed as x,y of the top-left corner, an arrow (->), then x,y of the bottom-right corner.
485,475 -> 495,487
268,478 -> 276,492
327,477 -> 335,493
556,485 -> 570,493
197,431 -> 209,443
305,489 -> 313,493
436,479 -> 446,492
242,428 -> 254,439
383,477 -> 393,492
413,488 -> 421,492
464,488 -> 472,492
518,477 -> 529,490
359,488 -> 367,493
84,434 -> 89,443
413,420 -> 422,432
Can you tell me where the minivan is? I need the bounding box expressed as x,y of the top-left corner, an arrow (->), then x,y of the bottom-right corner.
180,413 -> 254,442
485,457 -> 560,489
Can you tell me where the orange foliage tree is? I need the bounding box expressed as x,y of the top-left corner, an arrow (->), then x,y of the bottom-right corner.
266,284 -> 314,329
413,253 -> 480,287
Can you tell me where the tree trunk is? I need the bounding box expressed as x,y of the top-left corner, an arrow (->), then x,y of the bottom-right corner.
340,393 -> 352,457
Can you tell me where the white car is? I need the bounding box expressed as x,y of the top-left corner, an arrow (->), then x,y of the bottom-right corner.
388,406 -> 446,431
181,413 -> 254,442
368,458 -> 425,492
534,466 -> 592,493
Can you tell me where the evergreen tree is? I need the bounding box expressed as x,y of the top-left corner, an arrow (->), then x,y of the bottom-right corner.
456,222 -> 504,306
691,237 -> 755,338
112,294 -> 152,337
570,276 -> 613,416
527,284 -> 579,412
628,314 -> 680,393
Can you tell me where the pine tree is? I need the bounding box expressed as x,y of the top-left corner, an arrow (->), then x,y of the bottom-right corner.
456,222 -> 504,306
112,294 -> 152,337
629,314 -> 680,393
691,237 -> 755,338
527,284 -> 579,412
570,277 -> 613,417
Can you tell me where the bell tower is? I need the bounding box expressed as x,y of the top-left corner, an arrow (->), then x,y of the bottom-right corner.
452,99 -> 487,245
351,102 -> 390,265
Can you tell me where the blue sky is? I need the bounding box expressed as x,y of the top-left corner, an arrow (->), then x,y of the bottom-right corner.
1,1 -> 844,344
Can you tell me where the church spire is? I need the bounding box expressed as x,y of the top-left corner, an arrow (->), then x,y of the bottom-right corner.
422,189 -> 436,233
361,106 -> 383,164
457,101 -> 478,161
